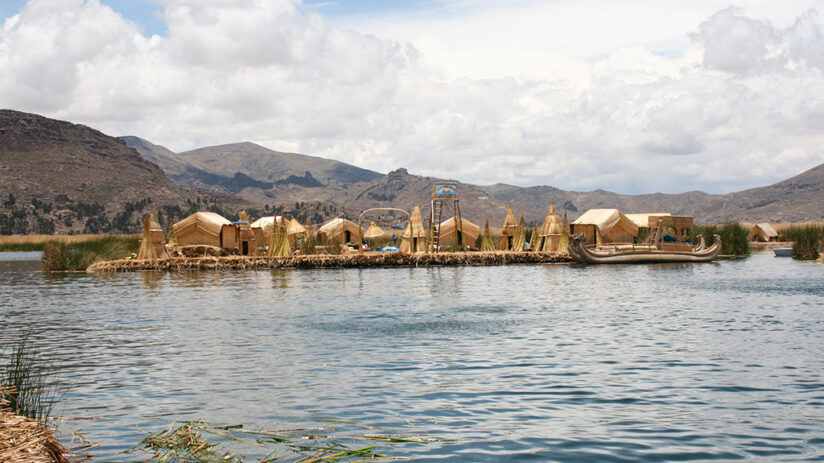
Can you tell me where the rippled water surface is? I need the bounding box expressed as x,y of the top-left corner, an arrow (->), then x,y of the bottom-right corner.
1,252 -> 823,461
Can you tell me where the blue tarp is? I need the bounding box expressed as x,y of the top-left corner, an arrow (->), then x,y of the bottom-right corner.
377,246 -> 400,252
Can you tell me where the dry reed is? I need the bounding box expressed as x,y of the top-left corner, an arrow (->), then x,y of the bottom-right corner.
0,391 -> 70,463
87,251 -> 572,273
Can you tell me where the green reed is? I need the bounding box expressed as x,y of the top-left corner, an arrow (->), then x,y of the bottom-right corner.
694,223 -> 751,256
42,235 -> 140,271
132,419 -> 454,463
782,224 -> 824,260
0,335 -> 62,424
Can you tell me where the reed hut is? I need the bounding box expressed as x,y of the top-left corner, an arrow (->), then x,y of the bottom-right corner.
571,209 -> 638,246
749,223 -> 779,242
232,209 -> 256,255
318,218 -> 361,244
172,212 -> 232,248
438,216 -> 480,249
499,204 -> 519,250
536,201 -> 563,252
400,204 -> 427,253
137,206 -> 168,259
363,221 -> 385,240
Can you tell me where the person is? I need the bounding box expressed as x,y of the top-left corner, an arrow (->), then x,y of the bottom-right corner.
392,233 -> 397,244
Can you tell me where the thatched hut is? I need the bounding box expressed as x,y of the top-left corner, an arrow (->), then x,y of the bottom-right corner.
318,218 -> 361,244
137,206 -> 168,259
400,204 -> 427,253
571,209 -> 638,246
535,201 -> 564,252
172,212 -> 232,248
363,221 -> 385,239
438,216 -> 480,249
499,204 -> 519,250
749,223 -> 778,242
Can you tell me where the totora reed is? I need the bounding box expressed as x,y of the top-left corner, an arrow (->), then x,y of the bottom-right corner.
87,251 -> 572,273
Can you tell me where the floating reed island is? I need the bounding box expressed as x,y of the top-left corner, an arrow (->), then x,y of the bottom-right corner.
86,251 -> 572,273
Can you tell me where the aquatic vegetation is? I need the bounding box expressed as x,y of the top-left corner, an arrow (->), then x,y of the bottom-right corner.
782,224 -> 824,260
0,336 -> 61,423
0,233 -> 135,252
41,235 -> 140,271
695,223 -> 750,256
132,419 -> 452,463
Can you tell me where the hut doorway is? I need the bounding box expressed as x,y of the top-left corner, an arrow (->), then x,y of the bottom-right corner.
242,241 -> 249,255
344,231 -> 352,243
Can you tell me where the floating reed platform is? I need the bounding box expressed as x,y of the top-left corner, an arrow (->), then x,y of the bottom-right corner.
87,251 -> 572,273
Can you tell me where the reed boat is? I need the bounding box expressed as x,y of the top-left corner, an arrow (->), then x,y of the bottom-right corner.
568,233 -> 721,264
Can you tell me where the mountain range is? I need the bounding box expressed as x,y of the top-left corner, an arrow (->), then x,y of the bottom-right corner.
2,109 -> 823,235
124,135 -> 824,226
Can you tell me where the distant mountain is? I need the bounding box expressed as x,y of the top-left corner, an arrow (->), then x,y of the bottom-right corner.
125,129 -> 824,225
4,109 -> 820,237
0,111 -> 243,234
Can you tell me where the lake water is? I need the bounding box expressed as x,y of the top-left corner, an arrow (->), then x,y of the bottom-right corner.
1,252 -> 823,461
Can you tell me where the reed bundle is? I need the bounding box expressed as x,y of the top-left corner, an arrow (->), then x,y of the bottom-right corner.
87,251 -> 572,273
0,393 -> 69,463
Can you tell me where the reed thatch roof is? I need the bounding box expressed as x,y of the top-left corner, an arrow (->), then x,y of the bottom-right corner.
363,221 -> 385,239
172,212 -> 232,248
573,209 -> 638,236
439,216 -> 480,247
404,204 -> 426,238
750,222 -> 778,242
319,218 -> 360,243
625,213 -> 672,228
173,212 -> 231,237
288,218 -> 306,235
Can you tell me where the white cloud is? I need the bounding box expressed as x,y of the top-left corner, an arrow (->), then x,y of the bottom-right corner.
0,0 -> 823,195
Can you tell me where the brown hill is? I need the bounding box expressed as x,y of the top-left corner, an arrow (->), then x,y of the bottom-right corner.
0,110 -> 243,234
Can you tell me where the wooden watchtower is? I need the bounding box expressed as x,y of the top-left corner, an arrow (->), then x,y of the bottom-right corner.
428,182 -> 462,252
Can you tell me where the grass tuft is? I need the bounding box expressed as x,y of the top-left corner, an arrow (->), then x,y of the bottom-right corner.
0,335 -> 62,424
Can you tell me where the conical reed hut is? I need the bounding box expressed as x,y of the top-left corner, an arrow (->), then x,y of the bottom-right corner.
363,221 -> 385,239
540,201 -> 563,252
137,206 -> 168,259
499,204 -> 518,250
400,204 -> 426,253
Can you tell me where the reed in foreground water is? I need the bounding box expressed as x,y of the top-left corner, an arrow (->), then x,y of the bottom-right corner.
132,418 -> 454,463
0,336 -> 62,424
781,224 -> 824,260
41,235 -> 140,271
695,223 -> 751,256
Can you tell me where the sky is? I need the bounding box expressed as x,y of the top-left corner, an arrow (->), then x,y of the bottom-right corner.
1,0 -> 823,195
